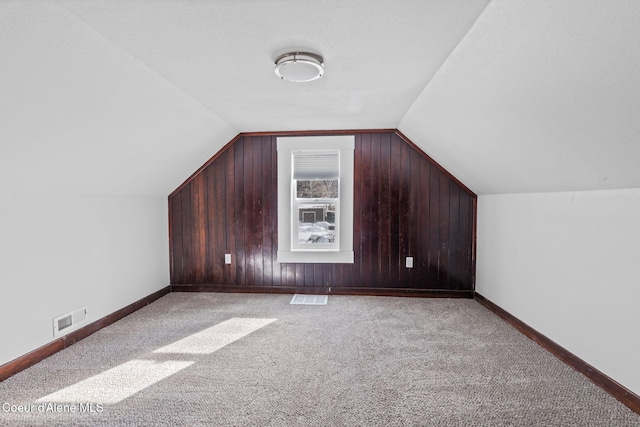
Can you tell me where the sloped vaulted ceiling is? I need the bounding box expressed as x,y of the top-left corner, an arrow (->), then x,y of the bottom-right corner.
0,1 -> 237,196
1,0 -> 638,196
400,0 -> 640,194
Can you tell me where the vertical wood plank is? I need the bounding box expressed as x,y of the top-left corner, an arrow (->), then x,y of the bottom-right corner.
225,145 -> 237,285
234,138 -> 246,286
397,136 -> 411,288
304,264 -> 314,287
215,153 -> 227,283
193,174 -> 207,284
259,137 -> 270,286
378,132 -> 391,288
243,138 -> 254,285
294,263 -> 304,287
389,135 -> 401,287
358,133 -> 372,288
428,165 -> 441,288
250,137 -> 264,286
458,191 -> 473,290
204,166 -> 216,282
438,175 -> 450,289
369,133 -> 381,287
314,264 -> 325,287
180,183 -> 195,283
265,136 -> 280,287
169,194 -> 183,284
409,150 -> 429,288
448,181 -> 461,289
419,156 -> 431,289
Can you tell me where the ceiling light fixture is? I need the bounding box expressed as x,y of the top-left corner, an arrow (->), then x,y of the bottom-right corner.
274,52 -> 324,82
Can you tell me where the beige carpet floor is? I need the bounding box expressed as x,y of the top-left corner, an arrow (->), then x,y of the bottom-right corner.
1,292 -> 638,426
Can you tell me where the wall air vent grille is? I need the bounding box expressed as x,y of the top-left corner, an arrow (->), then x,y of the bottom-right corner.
53,306 -> 88,337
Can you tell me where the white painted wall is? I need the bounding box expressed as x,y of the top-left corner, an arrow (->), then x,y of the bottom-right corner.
476,188 -> 640,396
0,192 -> 169,366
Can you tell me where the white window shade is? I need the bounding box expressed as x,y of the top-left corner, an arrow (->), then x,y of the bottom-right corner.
293,151 -> 339,180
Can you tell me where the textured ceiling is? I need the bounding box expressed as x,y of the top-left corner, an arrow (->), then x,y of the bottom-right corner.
1,0 -> 638,196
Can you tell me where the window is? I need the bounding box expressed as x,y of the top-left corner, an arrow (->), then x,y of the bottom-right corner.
292,150 -> 340,251
277,136 -> 354,263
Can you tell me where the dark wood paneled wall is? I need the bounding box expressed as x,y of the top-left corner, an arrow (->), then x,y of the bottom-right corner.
169,130 -> 476,293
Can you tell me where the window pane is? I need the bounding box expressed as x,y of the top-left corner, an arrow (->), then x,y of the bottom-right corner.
297,203 -> 336,245
296,180 -> 339,198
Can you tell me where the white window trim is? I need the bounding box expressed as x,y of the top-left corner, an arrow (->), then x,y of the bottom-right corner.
277,136 -> 354,264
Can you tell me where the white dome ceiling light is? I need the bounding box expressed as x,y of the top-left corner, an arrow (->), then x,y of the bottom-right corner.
274,52 -> 324,82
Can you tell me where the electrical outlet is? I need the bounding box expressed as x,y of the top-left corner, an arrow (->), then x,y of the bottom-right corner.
225,254 -> 232,264
406,257 -> 413,268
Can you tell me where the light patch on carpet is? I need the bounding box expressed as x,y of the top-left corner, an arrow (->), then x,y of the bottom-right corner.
35,318 -> 275,405
36,360 -> 194,404
290,294 -> 328,305
153,317 -> 277,355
